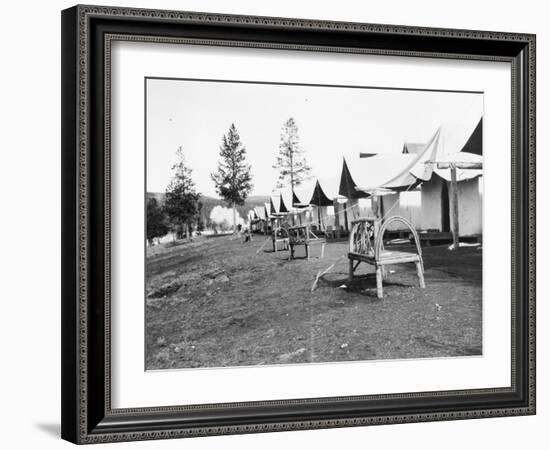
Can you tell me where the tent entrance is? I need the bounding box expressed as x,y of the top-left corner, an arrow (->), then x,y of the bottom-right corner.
441,181 -> 450,232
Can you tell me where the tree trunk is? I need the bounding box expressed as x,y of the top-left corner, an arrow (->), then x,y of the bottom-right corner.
232,203 -> 236,234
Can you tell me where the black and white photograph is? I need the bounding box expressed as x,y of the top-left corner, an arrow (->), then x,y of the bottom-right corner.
145,78 -> 484,371
0,0 -> 542,446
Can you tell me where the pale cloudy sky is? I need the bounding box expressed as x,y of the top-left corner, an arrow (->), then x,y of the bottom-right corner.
146,78 -> 482,197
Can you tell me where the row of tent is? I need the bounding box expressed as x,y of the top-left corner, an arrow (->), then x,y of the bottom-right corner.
249,115 -> 483,238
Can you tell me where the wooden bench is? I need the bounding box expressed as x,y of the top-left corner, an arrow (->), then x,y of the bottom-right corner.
288,225 -> 326,260
271,227 -> 289,252
348,216 -> 425,298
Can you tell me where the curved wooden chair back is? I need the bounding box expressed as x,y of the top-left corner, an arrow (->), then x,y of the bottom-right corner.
348,215 -> 425,298
374,216 -> 423,261
349,218 -> 378,256
288,225 -> 308,244
273,226 -> 289,239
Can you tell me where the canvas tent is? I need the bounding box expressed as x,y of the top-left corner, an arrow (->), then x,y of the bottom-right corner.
293,180 -> 317,207
402,142 -> 426,154
250,205 -> 269,233
417,114 -> 483,240
254,205 -> 267,221
306,177 -> 343,233
273,188 -> 300,225
269,194 -> 284,215
291,180 -> 317,226
337,113 -> 483,237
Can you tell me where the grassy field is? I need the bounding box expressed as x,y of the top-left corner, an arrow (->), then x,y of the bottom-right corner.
145,234 -> 482,370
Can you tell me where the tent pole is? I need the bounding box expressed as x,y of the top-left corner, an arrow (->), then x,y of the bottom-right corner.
334,201 -> 341,238
343,202 -> 349,232
449,164 -> 460,249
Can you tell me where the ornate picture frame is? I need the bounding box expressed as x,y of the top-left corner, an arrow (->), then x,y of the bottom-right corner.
61,5 -> 535,444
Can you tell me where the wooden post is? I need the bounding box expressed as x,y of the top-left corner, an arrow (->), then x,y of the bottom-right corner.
343,202 -> 349,232
334,201 -> 341,239
449,164 -> 460,249
416,261 -> 426,288
372,195 -> 380,219
376,265 -> 384,298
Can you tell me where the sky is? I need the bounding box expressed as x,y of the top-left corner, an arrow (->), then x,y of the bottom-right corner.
146,78 -> 482,197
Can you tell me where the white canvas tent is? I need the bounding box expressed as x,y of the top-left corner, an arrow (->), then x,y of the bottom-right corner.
307,177 -> 343,232
338,113 -> 483,238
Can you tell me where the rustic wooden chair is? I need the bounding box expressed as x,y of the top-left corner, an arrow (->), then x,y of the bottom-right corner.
271,226 -> 289,252
288,224 -> 326,260
348,216 -> 425,298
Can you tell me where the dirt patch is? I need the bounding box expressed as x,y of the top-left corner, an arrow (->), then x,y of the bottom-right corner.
145,236 -> 482,370
147,281 -> 182,299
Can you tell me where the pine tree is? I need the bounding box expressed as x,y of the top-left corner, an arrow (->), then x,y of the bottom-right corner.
146,197 -> 169,245
211,124 -> 253,233
164,147 -> 200,239
273,117 -> 311,190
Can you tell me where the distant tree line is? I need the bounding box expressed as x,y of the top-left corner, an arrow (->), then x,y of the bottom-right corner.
147,124 -> 253,244
147,117 -> 310,244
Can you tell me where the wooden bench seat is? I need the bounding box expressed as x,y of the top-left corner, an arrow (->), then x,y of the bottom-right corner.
271,227 -> 289,252
288,225 -> 326,260
348,250 -> 421,265
348,216 -> 425,298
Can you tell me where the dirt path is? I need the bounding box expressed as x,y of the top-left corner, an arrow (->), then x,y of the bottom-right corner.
145,235 -> 482,370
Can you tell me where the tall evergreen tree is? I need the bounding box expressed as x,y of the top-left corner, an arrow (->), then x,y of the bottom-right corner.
146,197 -> 169,245
164,147 -> 200,239
273,117 -> 311,190
211,124 -> 253,232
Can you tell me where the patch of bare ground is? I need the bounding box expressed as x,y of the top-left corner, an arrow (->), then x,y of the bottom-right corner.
145,235 -> 482,370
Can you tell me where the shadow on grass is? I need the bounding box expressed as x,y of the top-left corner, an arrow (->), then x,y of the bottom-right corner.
319,272 -> 413,298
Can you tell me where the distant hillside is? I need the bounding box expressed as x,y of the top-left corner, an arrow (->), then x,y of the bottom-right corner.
147,192 -> 270,224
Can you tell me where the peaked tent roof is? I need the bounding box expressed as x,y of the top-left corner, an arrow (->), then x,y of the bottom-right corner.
270,195 -> 282,214
276,189 -> 293,213
402,142 -> 426,154
310,177 -> 343,205
431,115 -> 483,181
341,128 -> 441,196
254,206 -> 267,220
339,159 -> 370,199
437,113 -> 482,160
458,118 -> 482,156
293,179 -> 317,206
310,181 -> 332,206
342,112 -> 483,196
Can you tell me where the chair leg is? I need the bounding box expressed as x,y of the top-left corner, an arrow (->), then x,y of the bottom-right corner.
376,266 -> 383,299
321,243 -> 325,259
306,245 -> 309,260
416,261 -> 426,288
348,258 -> 354,283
